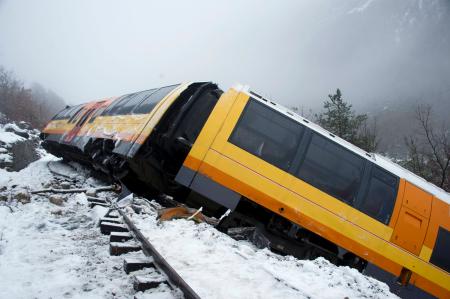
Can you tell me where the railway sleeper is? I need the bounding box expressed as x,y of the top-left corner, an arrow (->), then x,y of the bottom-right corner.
110,231 -> 133,243
86,196 -> 107,204
123,257 -> 155,274
100,217 -> 122,225
109,242 -> 141,256
133,274 -> 167,292
89,201 -> 110,208
100,222 -> 129,235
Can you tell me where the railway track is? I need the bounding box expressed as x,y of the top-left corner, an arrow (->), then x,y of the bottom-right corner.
94,196 -> 201,298
45,161 -> 200,298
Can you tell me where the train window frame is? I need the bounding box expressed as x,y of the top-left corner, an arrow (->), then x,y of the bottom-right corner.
101,95 -> 129,116
68,106 -> 85,123
228,98 -> 305,171
295,132 -> 365,205
88,106 -> 107,123
355,164 -> 399,224
429,227 -> 450,273
115,88 -> 157,115
133,84 -> 180,115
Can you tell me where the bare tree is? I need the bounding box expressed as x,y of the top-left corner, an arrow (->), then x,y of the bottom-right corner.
403,105 -> 450,191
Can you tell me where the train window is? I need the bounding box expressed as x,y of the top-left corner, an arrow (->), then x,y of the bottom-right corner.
88,106 -> 107,123
114,89 -> 157,115
229,99 -> 304,170
296,133 -> 364,205
357,166 -> 398,224
68,106 -> 85,123
102,95 -> 129,116
134,84 -> 179,114
430,227 -> 450,273
52,107 -> 70,120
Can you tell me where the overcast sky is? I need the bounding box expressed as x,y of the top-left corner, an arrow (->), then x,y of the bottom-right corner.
0,0 -> 449,109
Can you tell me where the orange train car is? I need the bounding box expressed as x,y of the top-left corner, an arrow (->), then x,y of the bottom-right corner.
41,82 -> 449,298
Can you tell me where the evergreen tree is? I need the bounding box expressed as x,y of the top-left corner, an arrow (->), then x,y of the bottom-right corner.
316,89 -> 378,152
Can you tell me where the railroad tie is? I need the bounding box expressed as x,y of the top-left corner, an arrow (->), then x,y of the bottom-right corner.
110,231 -> 133,243
100,222 -> 129,235
99,217 -> 122,225
133,274 -> 167,292
109,242 -> 141,256
123,257 -> 155,274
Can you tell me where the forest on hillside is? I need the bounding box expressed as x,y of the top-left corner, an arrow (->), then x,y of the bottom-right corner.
0,66 -> 66,128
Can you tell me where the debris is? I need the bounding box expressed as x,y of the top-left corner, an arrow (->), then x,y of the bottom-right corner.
14,191 -> 31,204
157,206 -> 217,225
60,182 -> 71,190
31,185 -> 117,194
51,209 -> 63,215
49,195 -> 64,206
85,188 -> 97,197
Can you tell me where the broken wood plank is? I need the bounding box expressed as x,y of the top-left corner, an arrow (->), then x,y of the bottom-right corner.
31,185 -> 117,194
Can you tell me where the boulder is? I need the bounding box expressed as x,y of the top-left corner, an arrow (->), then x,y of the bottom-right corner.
60,182 -> 71,190
14,191 -> 31,204
49,195 -> 64,206
85,188 -> 97,197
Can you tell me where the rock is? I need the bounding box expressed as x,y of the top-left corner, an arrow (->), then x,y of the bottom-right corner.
4,125 -> 29,139
0,186 -> 6,192
49,195 -> 64,206
8,139 -> 39,171
60,182 -> 71,190
14,191 -> 31,204
0,194 -> 8,201
85,188 -> 97,197
51,209 -> 63,215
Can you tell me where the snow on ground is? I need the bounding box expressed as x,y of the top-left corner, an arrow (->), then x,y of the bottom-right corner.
0,155 -> 398,299
0,124 -> 25,145
130,208 -> 398,299
0,156 -> 175,299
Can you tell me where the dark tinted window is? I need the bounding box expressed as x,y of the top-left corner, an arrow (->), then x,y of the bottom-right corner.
357,166 -> 398,224
88,106 -> 107,123
69,106 -> 85,123
114,89 -> 157,115
430,227 -> 450,273
134,84 -> 179,114
52,107 -> 70,120
296,133 -> 364,204
102,95 -> 129,116
229,99 -> 304,170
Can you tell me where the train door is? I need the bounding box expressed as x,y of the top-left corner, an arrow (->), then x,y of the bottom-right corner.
391,182 -> 432,255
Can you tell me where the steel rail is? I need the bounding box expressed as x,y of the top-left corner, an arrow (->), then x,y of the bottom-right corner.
117,208 -> 201,299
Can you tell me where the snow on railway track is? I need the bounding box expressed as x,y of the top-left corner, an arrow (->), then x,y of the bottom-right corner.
0,155 -> 399,299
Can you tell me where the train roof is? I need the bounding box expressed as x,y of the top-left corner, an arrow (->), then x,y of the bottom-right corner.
233,84 -> 450,203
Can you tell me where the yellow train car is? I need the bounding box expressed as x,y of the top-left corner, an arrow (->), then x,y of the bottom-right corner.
41,82 -> 449,298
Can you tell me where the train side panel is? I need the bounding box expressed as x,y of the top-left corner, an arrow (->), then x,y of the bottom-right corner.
179,87 -> 450,298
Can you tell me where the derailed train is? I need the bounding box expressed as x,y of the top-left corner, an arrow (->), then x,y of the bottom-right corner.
41,82 -> 449,298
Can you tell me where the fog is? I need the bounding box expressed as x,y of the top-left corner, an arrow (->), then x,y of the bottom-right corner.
0,0 -> 449,109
